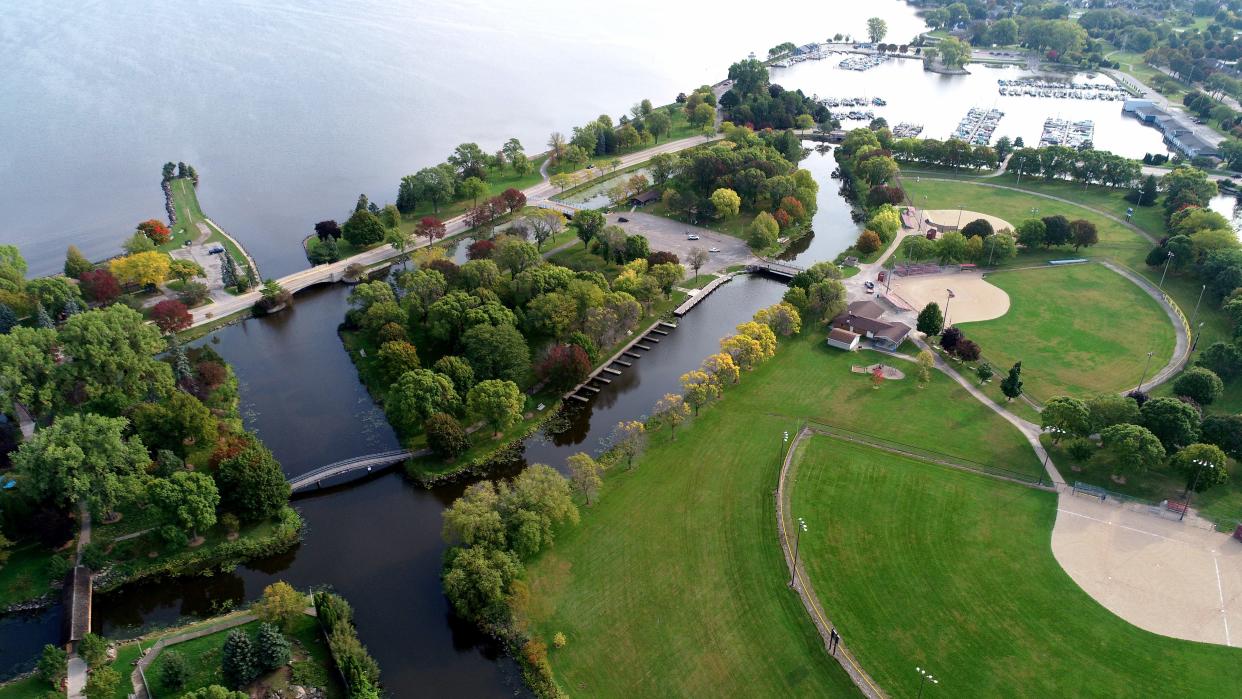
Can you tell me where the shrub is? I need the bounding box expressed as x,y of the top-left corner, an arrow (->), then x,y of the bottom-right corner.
78,633 -> 108,668
940,326 -> 962,350
1066,437 -> 1096,462
553,632 -> 567,649
178,281 -> 210,306
961,218 -> 994,238
256,623 -> 292,671
161,650 -> 190,690
954,338 -> 981,361
1173,366 -> 1224,405
855,230 -> 882,254
36,644 -> 67,689
83,667 -> 119,699
221,629 -> 259,689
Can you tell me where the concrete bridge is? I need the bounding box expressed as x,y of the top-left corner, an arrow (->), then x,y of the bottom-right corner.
748,259 -> 804,279
287,449 -> 417,493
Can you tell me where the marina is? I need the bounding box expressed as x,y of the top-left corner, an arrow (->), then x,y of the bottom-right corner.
952,107 -> 1005,145
997,78 -> 1128,101
820,96 -> 886,107
1038,117 -> 1095,149
839,53 -> 889,71
892,122 -> 924,138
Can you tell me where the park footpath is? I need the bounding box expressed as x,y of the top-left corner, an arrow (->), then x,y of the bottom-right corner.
128,612 -> 257,698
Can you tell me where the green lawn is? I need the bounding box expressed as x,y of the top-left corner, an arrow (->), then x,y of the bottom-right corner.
524,331 -> 1043,696
789,437 -> 1242,697
396,157 -> 548,229
0,675 -> 48,698
167,178 -> 251,271
0,539 -> 66,609
956,264 -> 1176,402
904,177 -> 1237,406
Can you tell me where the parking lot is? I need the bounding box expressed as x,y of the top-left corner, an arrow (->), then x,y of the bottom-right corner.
169,238 -> 232,305
605,211 -> 757,276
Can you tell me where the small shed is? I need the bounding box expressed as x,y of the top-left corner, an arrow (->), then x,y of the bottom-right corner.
629,189 -> 661,206
826,327 -> 861,352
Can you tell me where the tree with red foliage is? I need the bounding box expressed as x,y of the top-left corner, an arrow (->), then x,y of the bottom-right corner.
954,338 -> 981,362
137,219 -> 172,244
417,216 -> 447,246
647,250 -> 680,267
501,188 -> 527,214
773,208 -> 793,229
79,269 -> 122,305
536,344 -> 592,391
427,258 -> 460,286
195,361 -> 228,391
779,196 -> 807,224
150,299 -> 192,333
466,204 -> 496,232
467,239 -> 496,260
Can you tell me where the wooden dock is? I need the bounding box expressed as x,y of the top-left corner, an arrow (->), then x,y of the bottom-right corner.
674,275 -> 733,316
561,315 -> 684,402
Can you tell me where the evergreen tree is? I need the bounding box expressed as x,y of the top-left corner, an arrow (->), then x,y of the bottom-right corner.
162,162 -> 177,181
1000,361 -> 1024,401
35,303 -> 54,329
62,296 -> 81,317
221,254 -> 238,290
1139,174 -> 1158,206
177,161 -> 187,178
64,245 -> 92,279
221,629 -> 259,689
255,623 -> 292,671
170,336 -> 195,390
0,303 -> 17,334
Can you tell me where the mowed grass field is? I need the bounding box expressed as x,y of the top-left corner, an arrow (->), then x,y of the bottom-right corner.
958,263 -> 1176,401
790,437 -> 1242,698
523,332 -> 1042,697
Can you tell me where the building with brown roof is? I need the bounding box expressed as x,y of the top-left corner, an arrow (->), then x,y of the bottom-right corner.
830,300 -> 911,352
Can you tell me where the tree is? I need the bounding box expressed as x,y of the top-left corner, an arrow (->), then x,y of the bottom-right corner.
916,350 -> 934,387
652,393 -> 691,440
388,369 -> 460,432
150,299 -> 192,333
806,279 -> 847,322
1172,443 -> 1230,492
77,269 -> 121,305
222,629 -> 260,689
1100,423 -> 1166,476
160,650 -> 190,690
727,58 -> 769,96
1174,367 -> 1224,405
13,413 -> 147,516
36,644 -> 67,689
137,219 -> 172,244
975,361 -> 993,385
937,37 -> 971,67
442,545 -> 521,622
413,167 -> 455,213
646,110 -> 671,143
1140,397 -> 1201,450
413,215 -> 446,248
253,581 -> 304,632
315,220 -> 342,241
1015,218 -> 1046,249
150,470 -> 219,541
255,623 -> 292,671
426,412 -> 469,459
680,370 -> 721,415
460,176 -> 487,206
961,218 -> 993,239
1000,361 -> 1023,401
1198,342 -> 1242,381
1087,394 -> 1141,432
79,633 -> 109,667
526,209 -> 566,251
64,245 -> 92,279
462,322 -> 530,383
342,209 -> 386,247
84,667 -> 120,699
168,258 -> 205,284
110,251 -> 170,287
1041,396 -> 1092,440
1070,220 -> 1098,250
214,435 -> 289,521
690,102 -> 715,129
754,302 -> 801,337
1138,175 -> 1159,206
608,420 -> 647,469
567,452 -> 602,505
574,209 -> 605,249
493,238 -> 540,276
467,379 -> 525,434
686,247 -> 710,281
535,344 -> 591,391
710,188 -> 741,218
866,17 -> 887,43
917,302 -> 943,335
1162,166 -> 1217,217
855,230 -> 882,254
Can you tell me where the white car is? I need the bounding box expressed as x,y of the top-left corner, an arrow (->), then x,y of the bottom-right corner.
686,233 -> 700,240
708,247 -> 721,253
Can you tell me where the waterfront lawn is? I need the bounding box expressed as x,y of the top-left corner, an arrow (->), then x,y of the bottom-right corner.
305,234 -> 375,261
0,539 -> 65,609
0,675 -> 48,698
166,178 -> 251,270
790,437 -> 1242,697
397,156 -> 548,227
523,331 -> 1044,697
956,264 -> 1176,401
904,177 -> 1238,407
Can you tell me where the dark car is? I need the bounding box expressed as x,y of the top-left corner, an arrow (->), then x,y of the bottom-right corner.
617,217 -> 629,223
208,247 -> 225,255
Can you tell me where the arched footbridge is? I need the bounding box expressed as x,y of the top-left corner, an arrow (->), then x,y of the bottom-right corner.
287,449 -> 420,493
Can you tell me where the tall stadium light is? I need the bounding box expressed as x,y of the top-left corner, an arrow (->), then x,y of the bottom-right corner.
1135,351 -> 1156,393
1181,459 -> 1217,522
789,517 -> 807,587
916,667 -> 938,699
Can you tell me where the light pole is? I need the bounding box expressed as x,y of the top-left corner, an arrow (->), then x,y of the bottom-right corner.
1189,283 -> 1206,333
1158,251 -> 1174,291
1180,459 -> 1217,522
789,517 -> 807,587
781,430 -> 789,461
956,203 -> 965,229
1135,350 -> 1156,393
916,667 -> 938,699
1040,427 -> 1068,487
1191,321 -> 1205,355
944,289 -> 955,328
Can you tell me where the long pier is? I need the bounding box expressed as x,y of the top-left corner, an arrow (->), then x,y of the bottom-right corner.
673,274 -> 734,316
562,320 -> 679,402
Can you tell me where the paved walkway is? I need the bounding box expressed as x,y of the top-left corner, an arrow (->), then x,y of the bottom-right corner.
67,657 -> 87,699
130,613 -> 257,698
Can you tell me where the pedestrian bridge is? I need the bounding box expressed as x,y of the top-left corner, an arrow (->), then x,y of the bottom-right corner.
748,259 -> 804,279
287,449 -> 416,493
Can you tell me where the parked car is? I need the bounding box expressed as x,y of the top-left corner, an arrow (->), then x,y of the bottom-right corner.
687,233 -> 700,240
708,247 -> 721,253
617,216 -> 629,223
864,281 -> 875,289
208,247 -> 225,254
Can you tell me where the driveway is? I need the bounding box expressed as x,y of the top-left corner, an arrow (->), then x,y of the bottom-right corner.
605,211 -> 756,276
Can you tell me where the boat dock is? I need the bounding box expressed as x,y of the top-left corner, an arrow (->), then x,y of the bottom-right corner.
1037,117 -> 1094,149
952,107 -> 1004,146
673,275 -> 733,317
561,318 -> 682,403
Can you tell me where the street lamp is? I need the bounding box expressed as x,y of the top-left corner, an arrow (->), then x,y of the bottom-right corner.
1135,350 -> 1156,394
956,203 -> 965,229
1189,283 -> 1206,334
789,517 -> 807,587
1180,459 -> 1217,522
916,667 -> 938,699
1040,426 -> 1068,487
944,289 -> 955,328
1158,251 -> 1174,291
1191,321 -> 1205,355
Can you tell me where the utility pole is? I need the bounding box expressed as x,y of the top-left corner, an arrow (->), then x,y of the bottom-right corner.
1158,251 -> 1174,291
789,517 -> 807,587
1135,350 -> 1156,393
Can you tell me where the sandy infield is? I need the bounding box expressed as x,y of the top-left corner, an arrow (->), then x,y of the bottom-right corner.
1052,493 -> 1242,647
922,209 -> 1014,234
889,271 -> 1011,324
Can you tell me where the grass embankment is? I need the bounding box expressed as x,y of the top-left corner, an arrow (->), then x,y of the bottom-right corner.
523,332 -> 1042,696
957,264 -> 1176,402
394,157 -> 548,232
166,178 -> 249,267
546,109 -> 705,177
904,177 -> 1238,405
790,437 -> 1242,697
0,676 -> 46,698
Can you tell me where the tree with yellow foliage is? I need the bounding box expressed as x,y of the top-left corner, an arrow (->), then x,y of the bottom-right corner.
110,251 -> 170,287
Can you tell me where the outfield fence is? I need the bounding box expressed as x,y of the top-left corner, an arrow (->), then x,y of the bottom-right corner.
1064,480 -> 1242,534
805,420 -> 1046,487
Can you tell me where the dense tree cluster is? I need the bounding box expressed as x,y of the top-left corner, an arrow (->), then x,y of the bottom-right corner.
719,60 -> 829,130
